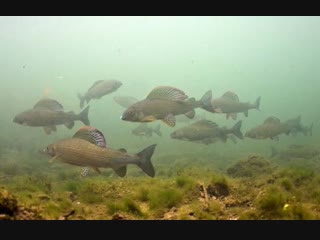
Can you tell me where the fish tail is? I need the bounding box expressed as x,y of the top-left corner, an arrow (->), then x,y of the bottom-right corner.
153,124 -> 162,136
231,120 -> 243,139
254,96 -> 261,110
270,146 -> 278,158
136,144 -> 157,177
77,93 -> 85,109
199,90 -> 214,112
78,105 -> 90,126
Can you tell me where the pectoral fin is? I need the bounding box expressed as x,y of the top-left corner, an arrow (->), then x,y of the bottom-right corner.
49,155 -> 59,164
162,114 -> 176,127
81,167 -> 90,177
118,148 -> 127,153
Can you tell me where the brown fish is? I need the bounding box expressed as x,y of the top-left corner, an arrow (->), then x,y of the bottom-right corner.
121,86 -> 212,127
77,79 -> 122,108
40,126 -> 157,177
170,119 -> 243,144
13,98 -> 90,134
205,91 -> 261,120
244,116 -> 291,141
113,96 -> 139,108
131,123 -> 162,137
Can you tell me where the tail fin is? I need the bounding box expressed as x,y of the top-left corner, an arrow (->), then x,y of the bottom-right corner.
78,105 -> 90,126
231,120 -> 243,139
270,146 -> 278,158
199,90 -> 213,112
77,93 -> 85,109
136,144 -> 157,177
254,96 -> 261,110
153,124 -> 162,137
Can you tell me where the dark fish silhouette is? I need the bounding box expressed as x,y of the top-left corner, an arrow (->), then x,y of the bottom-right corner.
170,119 -> 243,144
131,123 -> 162,137
204,91 -> 261,120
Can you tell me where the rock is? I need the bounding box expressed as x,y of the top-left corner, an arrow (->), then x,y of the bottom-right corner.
206,183 -> 229,198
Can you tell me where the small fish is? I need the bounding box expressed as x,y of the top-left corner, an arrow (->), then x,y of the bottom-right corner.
77,79 -> 122,108
245,116 -> 290,141
204,91 -> 261,120
285,115 -> 313,137
170,119 -> 243,144
113,96 -> 139,108
40,126 -> 157,177
131,123 -> 162,137
13,98 -> 90,134
121,86 -> 212,127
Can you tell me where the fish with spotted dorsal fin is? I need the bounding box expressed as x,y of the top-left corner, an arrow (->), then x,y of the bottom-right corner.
121,86 -> 212,127
40,126 -> 157,177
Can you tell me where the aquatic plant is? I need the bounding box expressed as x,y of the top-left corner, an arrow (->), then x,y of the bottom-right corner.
148,188 -> 182,210
255,186 -> 287,218
226,155 -> 273,178
277,167 -> 314,187
106,198 -> 144,218
136,187 -> 149,202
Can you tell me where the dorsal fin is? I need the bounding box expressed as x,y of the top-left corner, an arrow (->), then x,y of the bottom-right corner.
264,116 -> 281,124
146,86 -> 188,101
221,91 -> 239,102
191,119 -> 219,128
88,80 -> 105,91
72,126 -> 107,148
33,98 -> 64,111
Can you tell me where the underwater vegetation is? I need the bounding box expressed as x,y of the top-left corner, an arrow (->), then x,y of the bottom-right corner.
2,143 -> 320,220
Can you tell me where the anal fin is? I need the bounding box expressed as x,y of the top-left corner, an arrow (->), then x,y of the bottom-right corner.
184,110 -> 195,119
65,121 -> 75,129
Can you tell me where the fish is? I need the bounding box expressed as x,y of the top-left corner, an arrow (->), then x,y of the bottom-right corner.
121,86 -> 212,127
40,126 -> 157,177
113,95 -> 139,108
270,144 -> 320,159
77,79 -> 122,108
204,91 -> 261,120
244,116 -> 291,141
13,98 -> 90,134
170,119 -> 243,144
285,115 -> 313,137
131,123 -> 162,137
